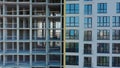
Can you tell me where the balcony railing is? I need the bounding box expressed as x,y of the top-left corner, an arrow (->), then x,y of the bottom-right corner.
32,61 -> 46,66
32,48 -> 46,53
5,61 -> 17,66
32,37 -> 45,40
19,50 -> 30,53
49,47 -> 60,53
5,50 -> 17,53
19,36 -> 29,40
19,61 -> 30,66
6,36 -> 17,40
49,61 -> 60,66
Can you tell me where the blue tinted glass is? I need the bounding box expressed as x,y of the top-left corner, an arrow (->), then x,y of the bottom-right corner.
70,30 -> 74,36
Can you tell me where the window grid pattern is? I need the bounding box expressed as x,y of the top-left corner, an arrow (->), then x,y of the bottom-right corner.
112,57 -> 120,67
97,43 -> 109,53
66,4 -> 79,14
66,42 -> 79,52
112,43 -> 120,54
84,44 -> 92,54
84,30 -> 92,41
116,3 -> 120,13
66,56 -> 79,65
84,4 -> 92,15
84,17 -> 92,28
66,16 -> 79,27
97,30 -> 110,40
113,16 -> 120,27
112,30 -> 120,40
84,57 -> 92,67
66,30 -> 79,40
97,16 -> 110,27
97,3 -> 107,13
97,56 -> 109,66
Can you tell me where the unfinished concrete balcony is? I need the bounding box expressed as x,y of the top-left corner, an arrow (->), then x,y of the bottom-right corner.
5,17 -> 17,28
19,55 -> 30,66
19,6 -> 30,15
32,30 -> 46,40
5,55 -> 17,66
19,42 -> 30,54
19,30 -> 30,40
5,5 -> 17,15
32,6 -> 46,16
32,55 -> 46,66
5,42 -> 17,54
32,42 -> 46,54
32,18 -> 46,29
19,18 -> 30,28
5,30 -> 17,40
48,5 -> 61,16
49,42 -> 61,53
49,55 -> 61,66
49,30 -> 61,40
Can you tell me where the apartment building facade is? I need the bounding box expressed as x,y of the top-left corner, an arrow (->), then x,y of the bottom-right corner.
65,0 -> 120,68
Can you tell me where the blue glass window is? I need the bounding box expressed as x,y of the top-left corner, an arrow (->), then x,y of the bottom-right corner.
116,3 -> 120,13
66,4 -> 79,14
84,4 -> 92,15
66,16 -> 79,27
66,29 -> 79,40
97,16 -> 110,27
84,17 -> 92,28
97,3 -> 107,13
113,16 -> 120,27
